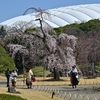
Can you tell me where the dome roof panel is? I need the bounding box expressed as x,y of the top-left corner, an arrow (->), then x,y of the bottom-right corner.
65,10 -> 92,21
50,11 -> 80,23
76,7 -> 100,18
44,20 -> 59,28
1,4 -> 100,28
49,15 -> 69,26
85,5 -> 100,13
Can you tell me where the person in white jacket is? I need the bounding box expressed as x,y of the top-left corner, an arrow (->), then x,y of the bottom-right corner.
10,70 -> 18,87
25,68 -> 33,89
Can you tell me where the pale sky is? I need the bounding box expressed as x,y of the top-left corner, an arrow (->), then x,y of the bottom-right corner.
0,0 -> 100,23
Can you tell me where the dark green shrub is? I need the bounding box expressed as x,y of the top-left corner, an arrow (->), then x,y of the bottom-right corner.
0,94 -> 27,100
0,45 -> 15,73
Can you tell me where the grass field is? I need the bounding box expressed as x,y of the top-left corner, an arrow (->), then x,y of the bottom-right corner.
0,75 -> 100,100
17,76 -> 100,86
1,74 -> 100,86
0,87 -> 64,100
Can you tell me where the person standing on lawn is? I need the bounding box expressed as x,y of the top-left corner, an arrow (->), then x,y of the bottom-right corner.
10,69 -> 18,87
25,67 -> 33,89
5,68 -> 11,87
70,65 -> 79,88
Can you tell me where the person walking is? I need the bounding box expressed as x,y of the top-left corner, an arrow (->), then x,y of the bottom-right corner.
70,65 -> 79,88
25,68 -> 33,89
10,69 -> 18,87
5,68 -> 11,87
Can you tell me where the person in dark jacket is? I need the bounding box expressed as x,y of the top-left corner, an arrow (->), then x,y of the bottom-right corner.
5,68 -> 11,87
70,65 -> 79,88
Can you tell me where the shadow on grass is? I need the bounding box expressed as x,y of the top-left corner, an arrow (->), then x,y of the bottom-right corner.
41,78 -> 67,82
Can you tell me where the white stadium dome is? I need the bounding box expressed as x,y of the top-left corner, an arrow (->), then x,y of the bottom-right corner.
0,4 -> 100,28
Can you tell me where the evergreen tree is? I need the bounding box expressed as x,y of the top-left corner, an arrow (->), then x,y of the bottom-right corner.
0,26 -> 7,39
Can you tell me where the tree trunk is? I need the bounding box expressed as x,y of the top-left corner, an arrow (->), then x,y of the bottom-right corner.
53,67 -> 60,80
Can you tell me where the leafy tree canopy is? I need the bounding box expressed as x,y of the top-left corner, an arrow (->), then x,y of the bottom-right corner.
0,45 -> 15,72
54,19 -> 100,35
